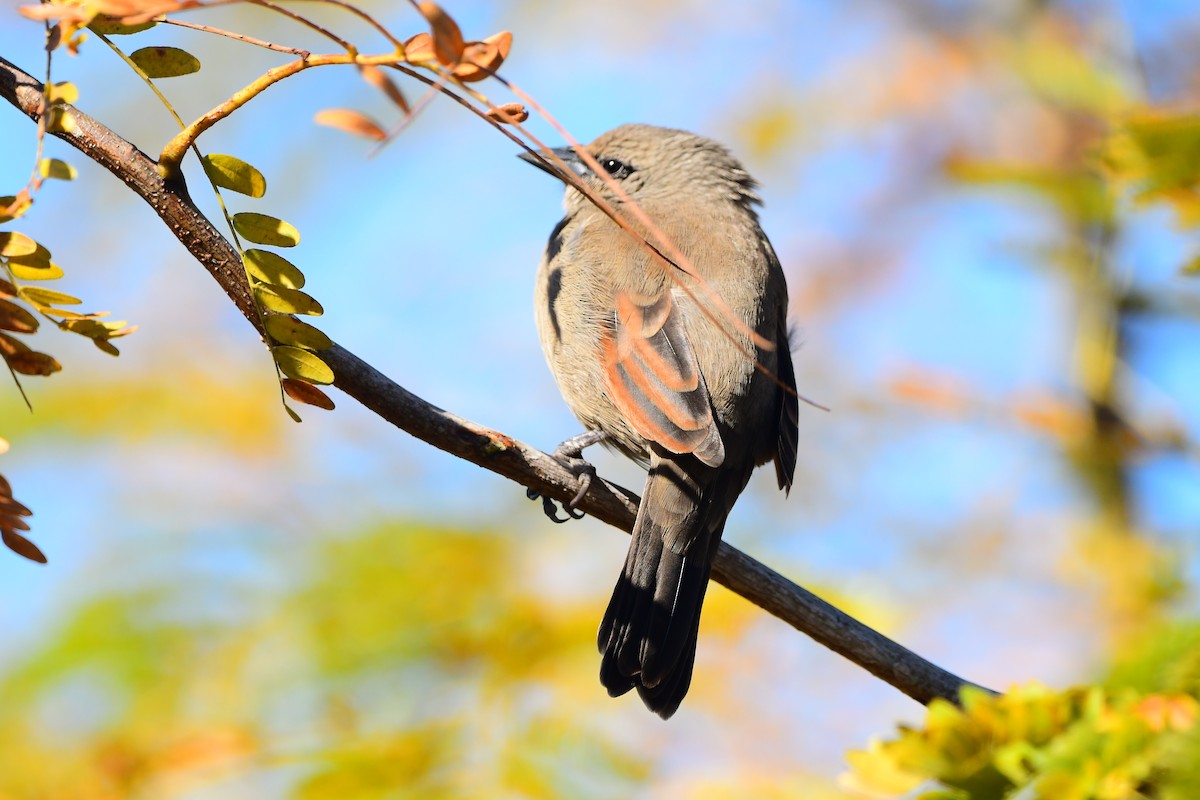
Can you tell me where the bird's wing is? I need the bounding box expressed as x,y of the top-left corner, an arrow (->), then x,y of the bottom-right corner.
601,289 -> 725,467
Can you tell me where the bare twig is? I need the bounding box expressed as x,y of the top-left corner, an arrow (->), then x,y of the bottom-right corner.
0,54 -> 988,708
158,16 -> 312,57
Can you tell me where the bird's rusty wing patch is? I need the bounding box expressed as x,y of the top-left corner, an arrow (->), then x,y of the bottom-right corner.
601,290 -> 724,467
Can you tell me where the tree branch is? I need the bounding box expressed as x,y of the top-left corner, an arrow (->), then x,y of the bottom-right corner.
0,53 -> 990,707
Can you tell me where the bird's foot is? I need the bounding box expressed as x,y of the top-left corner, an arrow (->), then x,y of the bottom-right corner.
528,430 -> 607,523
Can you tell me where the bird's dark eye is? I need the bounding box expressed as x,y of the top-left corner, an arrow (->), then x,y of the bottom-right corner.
600,158 -> 633,180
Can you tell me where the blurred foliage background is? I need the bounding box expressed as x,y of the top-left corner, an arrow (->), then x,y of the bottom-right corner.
0,0 -> 1198,797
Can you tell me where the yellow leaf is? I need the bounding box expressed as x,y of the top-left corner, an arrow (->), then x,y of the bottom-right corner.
9,261 -> 64,281
0,193 -> 32,224
255,285 -> 323,316
274,346 -> 334,384
19,287 -> 83,307
202,154 -> 266,198
0,231 -> 38,258
314,109 -> 387,142
129,46 -> 201,78
232,213 -> 300,247
45,81 -> 79,104
264,314 -> 332,350
38,158 -> 77,181
243,249 -> 304,289
46,107 -> 76,134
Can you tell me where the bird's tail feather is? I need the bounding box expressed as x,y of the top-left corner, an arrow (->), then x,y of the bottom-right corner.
597,452 -> 727,719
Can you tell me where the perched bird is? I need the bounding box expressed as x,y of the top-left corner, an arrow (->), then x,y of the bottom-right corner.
521,124 -> 799,719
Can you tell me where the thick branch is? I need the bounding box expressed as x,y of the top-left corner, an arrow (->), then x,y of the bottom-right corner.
0,54 -> 988,706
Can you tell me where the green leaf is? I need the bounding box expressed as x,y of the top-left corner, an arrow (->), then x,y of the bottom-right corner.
1183,254 -> 1200,276
88,17 -> 157,35
202,154 -> 266,198
38,158 -> 77,181
129,46 -> 201,78
264,315 -> 333,350
284,403 -> 303,423
244,249 -> 305,289
255,284 -> 323,316
274,346 -> 334,384
19,287 -> 83,307
233,213 -> 300,247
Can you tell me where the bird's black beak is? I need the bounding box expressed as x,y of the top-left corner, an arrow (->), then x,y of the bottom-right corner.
518,145 -> 590,184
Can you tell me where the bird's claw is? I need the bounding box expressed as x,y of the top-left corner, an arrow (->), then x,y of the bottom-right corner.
529,431 -> 606,522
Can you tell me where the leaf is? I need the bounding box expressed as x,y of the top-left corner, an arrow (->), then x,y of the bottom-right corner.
93,338 -> 119,356
314,109 -> 387,142
19,287 -> 83,307
454,31 -> 512,82
0,193 -> 32,223
0,231 -> 38,258
129,46 -> 201,78
0,280 -> 15,297
418,1 -> 465,65
274,346 -> 334,384
2,529 -> 46,563
282,378 -> 336,410
255,284 -> 323,316
38,158 -> 77,181
202,154 -> 266,198
486,103 -> 528,124
0,332 -> 30,357
45,81 -> 79,104
232,213 -> 300,247
264,314 -> 332,350
46,107 -> 76,134
243,249 -> 305,289
1184,254 -> 1200,275
9,261 -> 64,281
59,317 -> 135,340
0,300 -> 38,334
403,32 -> 436,63
6,242 -> 53,270
360,66 -> 410,114
6,351 -> 62,376
88,16 -> 156,34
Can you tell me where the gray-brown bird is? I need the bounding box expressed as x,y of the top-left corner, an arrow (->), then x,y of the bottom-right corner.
521,124 -> 798,719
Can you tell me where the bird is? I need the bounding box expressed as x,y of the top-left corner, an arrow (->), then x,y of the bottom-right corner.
520,124 -> 799,719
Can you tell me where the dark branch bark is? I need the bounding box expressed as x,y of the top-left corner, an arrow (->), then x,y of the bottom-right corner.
0,54 -> 990,707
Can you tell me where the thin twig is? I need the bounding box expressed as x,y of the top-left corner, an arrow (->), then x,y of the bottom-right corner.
158,16 -> 312,57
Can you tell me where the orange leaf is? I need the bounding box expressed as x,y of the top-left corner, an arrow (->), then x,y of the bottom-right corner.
418,1 -> 464,65
282,378 -> 336,410
6,351 -> 62,376
403,32 -> 436,63
456,31 -> 512,80
360,65 -> 410,114
2,529 -> 46,563
485,103 -> 528,124
314,109 -> 386,142
0,299 -> 37,334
